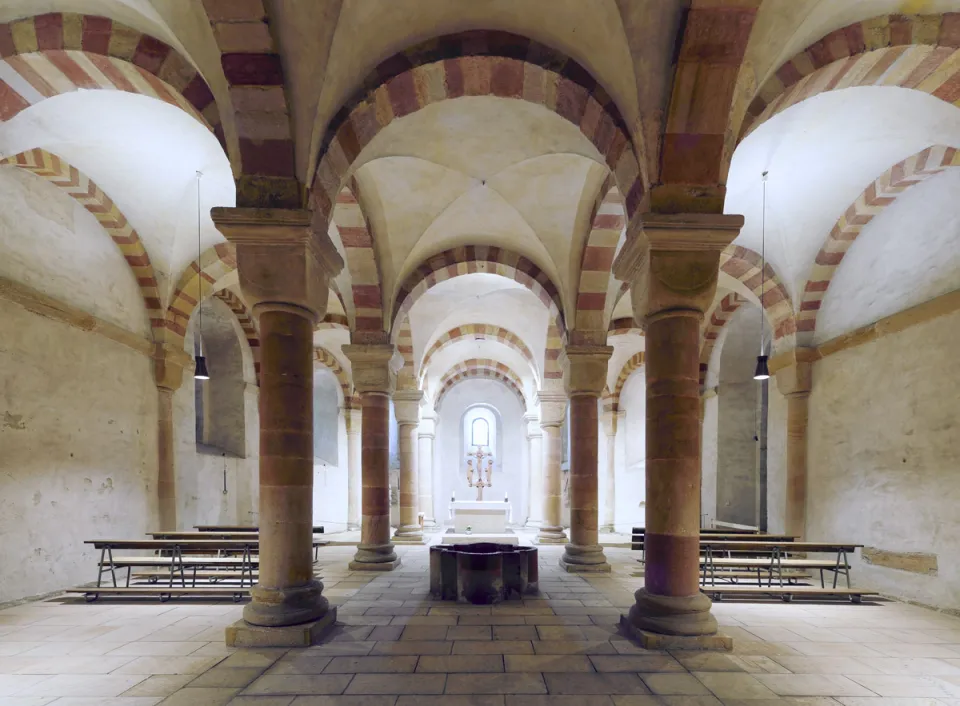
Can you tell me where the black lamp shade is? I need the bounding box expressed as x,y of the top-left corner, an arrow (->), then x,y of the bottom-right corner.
194,355 -> 210,380
754,354 -> 770,381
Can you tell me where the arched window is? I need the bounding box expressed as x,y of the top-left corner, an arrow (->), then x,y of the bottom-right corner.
471,417 -> 490,448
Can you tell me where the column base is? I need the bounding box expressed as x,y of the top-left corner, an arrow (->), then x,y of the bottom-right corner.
619,615 -> 731,651
393,525 -> 425,544
623,588 -> 720,637
559,544 -> 611,573
226,608 -> 337,647
350,542 -> 401,571
241,580 -> 330,627
536,525 -> 568,544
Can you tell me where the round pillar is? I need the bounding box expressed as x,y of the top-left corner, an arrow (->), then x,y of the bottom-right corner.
537,422 -> 567,544
344,403 -> 362,531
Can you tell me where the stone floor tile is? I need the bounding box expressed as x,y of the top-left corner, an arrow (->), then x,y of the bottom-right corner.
786,643 -> 886,658
590,655 -> 684,673
219,650 -> 288,669
504,655 -> 594,672
107,643 -> 207,657
157,686 -> 241,705
641,674 -> 712,696
728,640 -> 802,657
323,657 -> 418,673
873,644 -> 960,658
846,675 -> 960,698
367,627 -> 404,642
692,672 -> 780,699
446,626 -> 493,641
395,696 -> 503,706
493,627 -> 539,641
399,627 -> 447,642
332,627 -> 376,642
672,653 -> 744,673
615,696 -> 722,706
543,673 -> 648,695
344,674 -> 446,695
15,674 -> 147,698
445,673 -> 546,695
264,657 -> 333,676
389,617 -> 456,627
121,674 -> 196,697
451,641 -> 534,655
855,658 -> 960,675
531,641 -> 617,655
535,627 -> 585,641
459,616 -> 527,626
416,655 -> 504,672
837,698 -> 946,706
0,675 -> 52,698
38,699 -> 163,705
524,617 -> 594,626
428,607 -> 492,617
293,644 -> 375,657
727,655 -> 790,674
772,656 -> 882,674
227,697 -> 295,705
244,675 -> 353,696
288,696 -> 397,705
371,641 -> 451,655
505,696 -> 615,706
189,668 -> 265,688
114,656 -> 225,675
11,656 -> 136,675
754,674 -> 877,697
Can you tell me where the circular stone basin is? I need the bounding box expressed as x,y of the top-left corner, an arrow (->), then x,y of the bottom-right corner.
429,542 -> 538,604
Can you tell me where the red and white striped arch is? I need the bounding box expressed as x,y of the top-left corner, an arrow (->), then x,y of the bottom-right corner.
419,324 -> 539,387
394,316 -> 415,390
720,245 -> 796,349
607,317 -> 643,338
574,179 -> 624,338
610,351 -> 645,412
699,292 -> 748,386
741,13 -> 960,144
0,13 -> 221,143
798,144 -> 960,345
435,359 -> 527,411
212,289 -> 260,382
164,243 -> 237,347
314,346 -> 352,404
334,184 -> 384,340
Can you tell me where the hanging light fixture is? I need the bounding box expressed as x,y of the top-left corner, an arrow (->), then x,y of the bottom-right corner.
754,171 -> 770,381
194,170 -> 210,380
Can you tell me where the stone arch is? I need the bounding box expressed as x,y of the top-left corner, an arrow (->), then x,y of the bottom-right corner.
334,182 -> 384,338
0,13 -> 222,147
740,13 -> 960,144
164,243 -> 237,346
212,289 -> 260,383
420,324 -> 539,387
317,313 -> 349,331
611,351 -> 645,412
574,178 -> 625,337
200,2 -> 297,206
607,317 -> 643,338
699,292 -> 748,387
314,346 -> 351,404
798,144 -> 960,345
435,359 -> 527,411
395,316 -> 415,390
0,147 -> 163,337
392,245 -> 567,382
310,30 -> 645,227
720,245 -> 796,348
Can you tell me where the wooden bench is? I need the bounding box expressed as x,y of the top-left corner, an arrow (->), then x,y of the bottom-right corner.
195,525 -> 324,534
65,585 -> 252,603
701,584 -> 878,604
631,529 -> 796,552
699,541 -> 862,589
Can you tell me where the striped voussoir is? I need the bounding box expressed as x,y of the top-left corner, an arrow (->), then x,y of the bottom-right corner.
741,12 -> 960,142
0,13 -> 220,142
200,0 -> 294,182
575,180 -> 625,335
317,313 -> 350,331
334,184 -> 384,337
607,317 -> 643,338
610,351 -> 645,412
798,144 -> 960,345
164,243 -> 237,346
394,317 -> 416,390
419,324 -> 538,386
720,245 -> 796,349
315,346 -> 352,403
392,245 -> 567,382
310,30 -> 644,227
435,358 -> 527,410
0,148 -> 163,336
699,292 -> 748,387
212,289 -> 260,382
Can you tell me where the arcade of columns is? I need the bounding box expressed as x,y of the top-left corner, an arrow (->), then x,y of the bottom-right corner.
204,202 -> 772,651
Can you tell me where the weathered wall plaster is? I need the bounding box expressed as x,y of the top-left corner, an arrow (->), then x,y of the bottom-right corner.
766,385 -> 787,535
807,308 -> 960,611
0,298 -> 157,602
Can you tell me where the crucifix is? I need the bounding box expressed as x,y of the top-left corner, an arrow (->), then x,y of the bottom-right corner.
466,446 -> 494,501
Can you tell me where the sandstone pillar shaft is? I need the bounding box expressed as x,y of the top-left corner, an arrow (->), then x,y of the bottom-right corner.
524,413 -> 543,527
560,346 -> 612,572
775,355 -> 813,539
614,212 -> 742,641
344,344 -> 401,570
418,412 -> 437,527
393,391 -> 423,542
344,402 -> 362,531
537,394 -> 567,544
601,411 -> 617,532
153,344 -> 190,531
214,206 -> 343,637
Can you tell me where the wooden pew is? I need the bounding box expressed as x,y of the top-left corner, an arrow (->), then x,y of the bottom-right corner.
698,541 -> 862,589
149,531 -> 328,559
701,585 -> 878,604
195,525 -> 325,534
631,529 -> 797,552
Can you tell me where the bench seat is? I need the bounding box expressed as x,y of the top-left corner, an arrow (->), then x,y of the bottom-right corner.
66,586 -> 251,602
701,585 -> 878,603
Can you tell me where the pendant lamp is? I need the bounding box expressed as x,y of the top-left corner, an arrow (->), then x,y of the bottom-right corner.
754,171 -> 770,381
194,170 -> 210,380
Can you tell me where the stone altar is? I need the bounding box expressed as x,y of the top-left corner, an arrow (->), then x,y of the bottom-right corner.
448,500 -> 512,533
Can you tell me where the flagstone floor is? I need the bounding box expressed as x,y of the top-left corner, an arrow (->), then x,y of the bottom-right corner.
2,542 -> 960,705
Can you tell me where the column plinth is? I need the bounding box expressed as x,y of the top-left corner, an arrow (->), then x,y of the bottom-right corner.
344,344 -> 402,570
213,207 -> 344,644
537,394 -> 567,544
560,345 -> 612,573
613,212 -> 742,646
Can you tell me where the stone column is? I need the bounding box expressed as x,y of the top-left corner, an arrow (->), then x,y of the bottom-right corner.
343,400 -> 362,531
537,394 -> 568,544
418,411 -> 437,528
775,352 -> 813,539
152,344 -> 190,531
560,346 -> 613,572
214,207 -> 343,646
600,409 -> 617,532
343,344 -> 402,570
393,390 -> 424,543
614,212 -> 742,648
524,413 -> 543,527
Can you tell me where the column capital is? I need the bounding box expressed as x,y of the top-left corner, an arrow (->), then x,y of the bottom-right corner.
613,213 -> 743,321
600,409 -> 618,436
393,389 -> 423,424
560,344 -> 613,398
342,344 -> 400,396
536,391 -> 567,427
342,404 -> 362,434
523,412 -> 542,438
212,207 -> 343,321
773,348 -> 816,398
153,342 -> 192,392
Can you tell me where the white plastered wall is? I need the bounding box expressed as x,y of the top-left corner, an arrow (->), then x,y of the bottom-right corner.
616,371 -> 646,533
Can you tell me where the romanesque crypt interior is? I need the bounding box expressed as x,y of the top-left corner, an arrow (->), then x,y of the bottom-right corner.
1,0 -> 960,703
